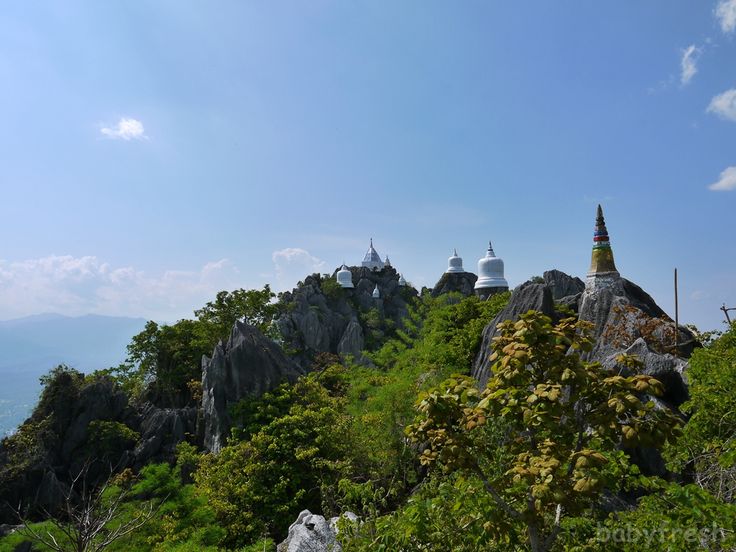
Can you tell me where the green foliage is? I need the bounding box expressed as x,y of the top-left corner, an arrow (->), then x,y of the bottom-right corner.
108,286 -> 278,406
0,417 -> 52,481
320,276 -> 344,301
37,364 -> 85,420
195,370 -> 353,546
1,365 -> 83,485
110,319 -> 203,405
583,483 -> 736,551
193,285 -> 279,343
406,312 -> 681,552
665,323 -> 736,503
336,293 -> 510,518
86,421 -> 140,462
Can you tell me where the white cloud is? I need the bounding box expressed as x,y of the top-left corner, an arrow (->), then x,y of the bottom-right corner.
708,166 -> 736,191
272,248 -> 326,291
100,117 -> 147,140
0,255 -> 242,321
691,290 -> 711,301
680,44 -> 699,85
716,0 -> 736,33
707,88 -> 736,121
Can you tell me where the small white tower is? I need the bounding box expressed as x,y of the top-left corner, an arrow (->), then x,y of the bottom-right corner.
446,249 -> 465,273
372,284 -> 380,298
362,238 -> 385,271
474,241 -> 509,298
336,264 -> 354,289
384,255 -> 392,268
398,273 -> 407,286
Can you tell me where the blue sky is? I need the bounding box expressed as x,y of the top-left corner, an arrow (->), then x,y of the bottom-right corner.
0,1 -> 734,331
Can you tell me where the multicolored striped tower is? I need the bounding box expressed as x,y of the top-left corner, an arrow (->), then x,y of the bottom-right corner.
588,204 -> 619,278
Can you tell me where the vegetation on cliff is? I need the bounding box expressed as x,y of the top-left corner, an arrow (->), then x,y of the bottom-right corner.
2,280 -> 736,551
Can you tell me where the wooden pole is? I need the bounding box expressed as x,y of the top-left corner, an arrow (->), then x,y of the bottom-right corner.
674,268 -> 679,352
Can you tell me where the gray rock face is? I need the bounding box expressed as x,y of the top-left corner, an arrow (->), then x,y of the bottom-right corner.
543,269 -> 585,301
472,281 -> 557,387
601,338 -> 689,408
579,276 -> 695,412
60,378 -> 129,463
133,404 -> 197,468
431,272 -> 478,298
337,318 -> 364,358
579,277 -> 696,361
277,510 -> 357,552
276,268 -> 417,368
201,321 -> 303,452
34,470 -> 67,514
472,270 -> 696,405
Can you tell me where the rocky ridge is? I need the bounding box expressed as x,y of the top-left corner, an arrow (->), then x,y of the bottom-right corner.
276,267 -> 418,366
200,321 -> 303,452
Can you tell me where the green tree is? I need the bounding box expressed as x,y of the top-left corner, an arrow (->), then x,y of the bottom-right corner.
407,312 -> 681,552
123,319 -> 203,406
110,286 -> 279,406
588,482 -> 736,551
665,323 -> 736,503
195,370 -> 352,547
193,285 -> 278,344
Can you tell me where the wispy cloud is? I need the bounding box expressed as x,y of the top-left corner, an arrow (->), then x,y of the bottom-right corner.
691,290 -> 711,301
680,44 -> 700,85
716,0 -> 736,33
707,88 -> 736,121
708,166 -> 736,191
271,248 -> 326,291
0,256 -> 241,321
100,117 -> 147,141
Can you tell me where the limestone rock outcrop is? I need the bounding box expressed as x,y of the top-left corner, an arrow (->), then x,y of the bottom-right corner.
201,321 -> 303,452
132,404 -> 197,468
543,269 -> 585,301
0,370 -> 198,524
472,269 -> 696,402
471,267 -> 698,479
277,510 -> 357,552
276,268 -> 417,368
431,271 -> 478,298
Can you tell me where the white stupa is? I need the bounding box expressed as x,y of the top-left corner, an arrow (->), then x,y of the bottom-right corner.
398,273 -> 407,286
474,241 -> 509,297
446,249 -> 465,273
362,239 -> 384,271
384,255 -> 392,268
372,284 -> 381,298
336,264 -> 354,288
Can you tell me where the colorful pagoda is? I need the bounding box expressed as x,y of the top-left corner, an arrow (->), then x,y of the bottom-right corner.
588,204 -> 619,278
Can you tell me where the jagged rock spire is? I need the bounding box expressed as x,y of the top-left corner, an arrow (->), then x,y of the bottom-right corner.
588,204 -> 618,276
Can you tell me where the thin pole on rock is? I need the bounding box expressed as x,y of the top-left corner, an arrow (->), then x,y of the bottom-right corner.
674,268 -> 679,353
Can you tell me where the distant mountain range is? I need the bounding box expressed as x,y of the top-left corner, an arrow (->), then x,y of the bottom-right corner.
0,313 -> 146,436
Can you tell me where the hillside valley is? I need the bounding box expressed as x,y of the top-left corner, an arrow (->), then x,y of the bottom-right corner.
0,213 -> 734,552
0,314 -> 146,436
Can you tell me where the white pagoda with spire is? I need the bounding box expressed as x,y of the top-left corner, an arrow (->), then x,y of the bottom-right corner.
336,264 -> 354,288
474,241 -> 509,299
362,238 -> 385,271
446,249 -> 465,273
